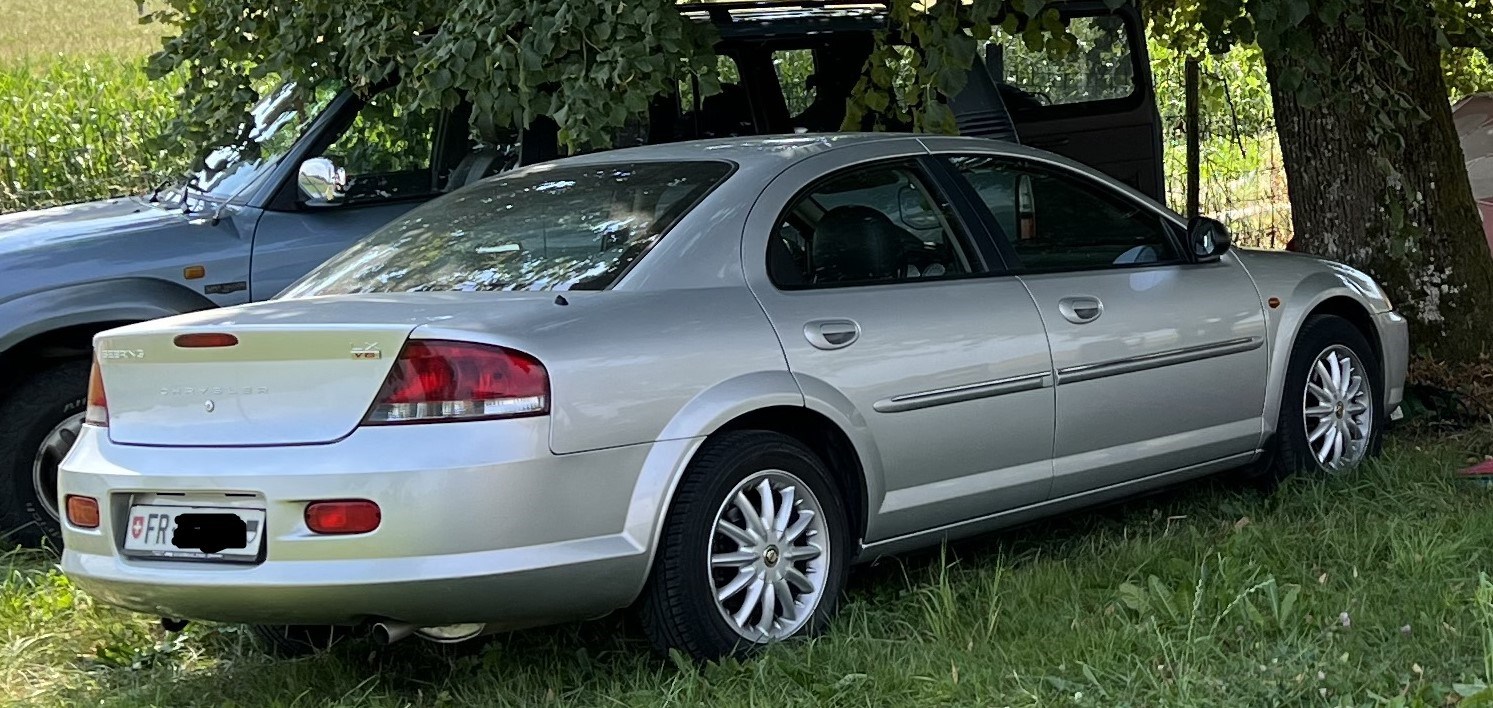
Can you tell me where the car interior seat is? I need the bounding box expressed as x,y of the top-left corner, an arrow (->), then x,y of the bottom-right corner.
810,205 -> 912,283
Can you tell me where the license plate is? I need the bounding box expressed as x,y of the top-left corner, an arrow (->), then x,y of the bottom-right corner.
123,504 -> 265,562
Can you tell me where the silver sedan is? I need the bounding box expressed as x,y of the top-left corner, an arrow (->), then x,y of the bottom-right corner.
59,134 -> 1408,661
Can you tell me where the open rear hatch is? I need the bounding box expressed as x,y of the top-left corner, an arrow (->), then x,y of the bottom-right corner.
97,324 -> 415,446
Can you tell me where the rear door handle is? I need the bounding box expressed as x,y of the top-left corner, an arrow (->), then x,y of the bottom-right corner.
1058,296 -> 1104,324
804,319 -> 860,350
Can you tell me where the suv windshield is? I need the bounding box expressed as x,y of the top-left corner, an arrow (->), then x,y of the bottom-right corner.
174,82 -> 341,201
280,160 -> 733,295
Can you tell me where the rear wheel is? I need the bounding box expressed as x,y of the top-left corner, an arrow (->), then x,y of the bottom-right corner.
638,431 -> 849,662
0,360 -> 88,549
1270,315 -> 1382,478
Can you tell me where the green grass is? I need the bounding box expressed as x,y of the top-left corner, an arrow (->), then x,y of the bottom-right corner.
4,431 -> 1493,707
0,1 -> 178,214
0,0 -> 164,66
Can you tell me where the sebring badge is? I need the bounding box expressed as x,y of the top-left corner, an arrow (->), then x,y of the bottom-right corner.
351,343 -> 382,360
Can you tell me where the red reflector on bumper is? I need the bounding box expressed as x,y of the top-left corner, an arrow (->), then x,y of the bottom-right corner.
66,495 -> 100,528
305,500 -> 381,534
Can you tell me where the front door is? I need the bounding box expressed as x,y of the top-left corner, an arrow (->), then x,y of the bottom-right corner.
249,93 -> 474,299
942,152 -> 1267,497
745,149 -> 1055,543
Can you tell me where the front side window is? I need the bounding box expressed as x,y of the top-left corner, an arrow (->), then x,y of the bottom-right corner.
949,155 -> 1177,271
987,14 -> 1137,110
768,162 -> 978,288
188,82 -> 342,200
307,94 -> 443,205
281,160 -> 732,296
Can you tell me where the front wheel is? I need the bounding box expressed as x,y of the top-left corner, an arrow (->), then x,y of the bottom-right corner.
1270,315 -> 1382,477
0,360 -> 89,549
638,431 -> 849,662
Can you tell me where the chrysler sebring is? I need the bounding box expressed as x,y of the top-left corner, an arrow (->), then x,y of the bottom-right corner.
59,134 -> 1407,661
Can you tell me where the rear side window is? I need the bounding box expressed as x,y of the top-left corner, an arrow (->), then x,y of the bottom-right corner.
281,161 -> 732,296
768,161 -> 979,288
987,14 -> 1138,110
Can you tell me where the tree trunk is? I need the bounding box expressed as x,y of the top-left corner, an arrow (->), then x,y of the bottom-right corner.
1260,1 -> 1493,363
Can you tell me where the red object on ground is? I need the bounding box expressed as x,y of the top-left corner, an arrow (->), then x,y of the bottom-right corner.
1452,93 -> 1493,257
1458,458 -> 1493,478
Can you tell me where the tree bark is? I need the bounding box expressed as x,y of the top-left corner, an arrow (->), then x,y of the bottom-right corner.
1260,1 -> 1493,363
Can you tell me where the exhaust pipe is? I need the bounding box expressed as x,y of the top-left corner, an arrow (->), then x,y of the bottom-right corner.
371,621 -> 416,645
160,617 -> 189,632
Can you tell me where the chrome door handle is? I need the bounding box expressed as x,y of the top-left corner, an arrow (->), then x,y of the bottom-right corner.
804,319 -> 860,350
1058,296 -> 1104,324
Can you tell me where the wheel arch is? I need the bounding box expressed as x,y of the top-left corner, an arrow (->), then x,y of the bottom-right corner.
1263,288 -> 1385,438
622,372 -> 883,604
0,278 -> 216,392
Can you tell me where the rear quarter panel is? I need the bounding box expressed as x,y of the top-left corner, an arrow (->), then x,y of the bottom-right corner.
410,287 -> 796,454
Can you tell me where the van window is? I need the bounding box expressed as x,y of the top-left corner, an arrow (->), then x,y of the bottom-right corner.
988,14 -> 1137,109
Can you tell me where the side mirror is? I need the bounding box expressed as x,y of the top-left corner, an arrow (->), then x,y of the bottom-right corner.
1187,216 -> 1232,261
297,157 -> 346,205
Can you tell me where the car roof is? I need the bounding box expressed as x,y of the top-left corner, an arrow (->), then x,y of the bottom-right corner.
680,2 -> 886,38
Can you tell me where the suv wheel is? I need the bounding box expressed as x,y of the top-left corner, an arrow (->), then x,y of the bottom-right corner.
0,360 -> 89,549
638,431 -> 849,662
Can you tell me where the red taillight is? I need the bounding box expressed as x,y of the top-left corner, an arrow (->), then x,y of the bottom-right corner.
173,332 -> 239,348
305,500 -> 381,534
85,358 -> 107,427
66,495 -> 100,528
363,340 -> 549,424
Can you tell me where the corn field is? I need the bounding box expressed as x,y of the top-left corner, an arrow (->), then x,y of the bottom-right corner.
0,58 -> 185,213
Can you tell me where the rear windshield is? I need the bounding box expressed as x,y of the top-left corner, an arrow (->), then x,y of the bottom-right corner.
280,160 -> 733,296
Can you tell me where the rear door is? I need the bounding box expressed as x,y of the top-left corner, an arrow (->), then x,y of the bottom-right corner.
985,1 -> 1164,201
744,143 -> 1056,543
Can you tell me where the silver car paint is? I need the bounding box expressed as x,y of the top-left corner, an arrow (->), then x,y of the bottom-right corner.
739,139 -> 1055,542
61,134 -> 1409,631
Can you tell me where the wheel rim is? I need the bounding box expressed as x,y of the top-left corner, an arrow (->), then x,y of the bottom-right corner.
1302,345 -> 1374,471
32,412 -> 83,523
708,469 -> 831,643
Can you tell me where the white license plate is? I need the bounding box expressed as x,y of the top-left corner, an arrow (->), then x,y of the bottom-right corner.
123,504 -> 265,562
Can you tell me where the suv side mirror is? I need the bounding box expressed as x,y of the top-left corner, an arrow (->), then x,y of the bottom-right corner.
297,157 -> 346,205
1187,216 -> 1232,261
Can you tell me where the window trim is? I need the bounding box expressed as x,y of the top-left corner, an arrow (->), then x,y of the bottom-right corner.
936,153 -> 1192,275
765,156 -> 996,292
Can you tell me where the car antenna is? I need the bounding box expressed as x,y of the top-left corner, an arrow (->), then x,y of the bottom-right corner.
554,294 -> 569,306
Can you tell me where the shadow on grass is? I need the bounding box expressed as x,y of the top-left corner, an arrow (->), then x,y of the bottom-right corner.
52,431 -> 1483,705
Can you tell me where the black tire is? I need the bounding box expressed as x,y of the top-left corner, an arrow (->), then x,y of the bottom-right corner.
1268,314 -> 1383,480
638,431 -> 850,663
0,359 -> 90,549
249,624 -> 353,657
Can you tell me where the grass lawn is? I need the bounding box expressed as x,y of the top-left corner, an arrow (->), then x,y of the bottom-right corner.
3,429 -> 1492,707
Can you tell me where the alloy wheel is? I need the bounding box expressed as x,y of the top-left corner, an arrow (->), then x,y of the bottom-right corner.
1301,345 -> 1374,471
708,469 -> 830,643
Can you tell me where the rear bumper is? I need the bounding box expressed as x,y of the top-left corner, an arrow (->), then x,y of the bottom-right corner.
1374,310 -> 1409,411
58,419 -> 689,627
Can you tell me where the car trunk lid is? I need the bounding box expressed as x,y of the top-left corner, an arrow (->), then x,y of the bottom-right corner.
97,322 -> 415,446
